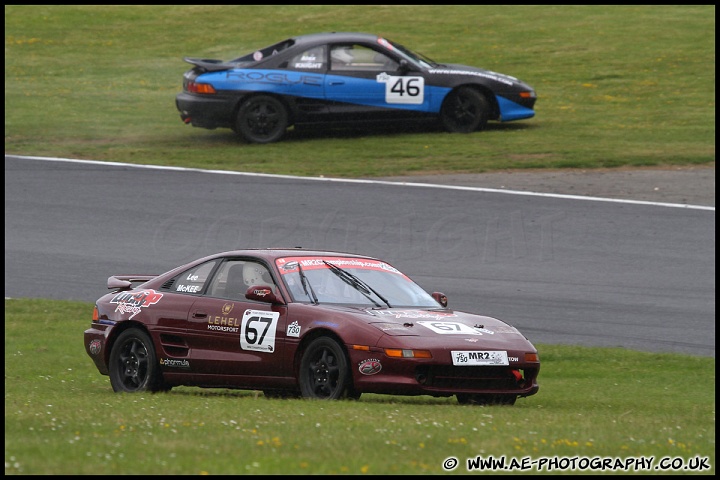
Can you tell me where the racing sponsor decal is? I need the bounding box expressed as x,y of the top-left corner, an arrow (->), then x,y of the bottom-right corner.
375,310 -> 457,320
451,350 -> 509,366
376,72 -> 424,105
110,289 -> 163,319
222,303 -> 234,315
240,309 -> 280,353
286,320 -> 301,338
253,51 -> 263,61
276,256 -> 407,278
358,358 -> 382,375
252,287 -> 273,297
207,305 -> 240,333
160,358 -> 191,368
428,68 -> 516,86
88,339 -> 102,356
417,320 -> 484,335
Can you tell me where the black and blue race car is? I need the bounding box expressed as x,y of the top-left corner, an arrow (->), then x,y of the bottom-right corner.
175,32 -> 537,143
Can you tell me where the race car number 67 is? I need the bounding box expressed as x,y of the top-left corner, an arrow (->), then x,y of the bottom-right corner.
240,310 -> 280,353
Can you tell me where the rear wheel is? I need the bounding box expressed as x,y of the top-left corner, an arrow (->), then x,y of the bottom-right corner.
299,337 -> 352,400
109,328 -> 166,393
235,95 -> 288,143
440,87 -> 489,133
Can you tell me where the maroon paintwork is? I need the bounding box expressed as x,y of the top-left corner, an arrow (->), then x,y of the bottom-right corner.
84,248 -> 539,404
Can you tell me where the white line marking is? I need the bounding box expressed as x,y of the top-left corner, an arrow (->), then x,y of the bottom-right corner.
7,155 -> 714,211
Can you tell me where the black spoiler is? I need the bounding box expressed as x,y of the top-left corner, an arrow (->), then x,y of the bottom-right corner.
107,275 -> 156,291
183,57 -> 235,72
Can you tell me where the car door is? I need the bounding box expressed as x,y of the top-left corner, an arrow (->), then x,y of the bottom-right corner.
184,259 -> 289,379
324,42 -> 430,120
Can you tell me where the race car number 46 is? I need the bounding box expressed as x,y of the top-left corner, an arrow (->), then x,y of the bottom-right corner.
452,350 -> 509,366
378,74 -> 424,105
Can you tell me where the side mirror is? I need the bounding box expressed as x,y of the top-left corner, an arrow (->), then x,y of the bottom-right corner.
398,59 -> 410,74
245,285 -> 283,304
432,292 -> 448,308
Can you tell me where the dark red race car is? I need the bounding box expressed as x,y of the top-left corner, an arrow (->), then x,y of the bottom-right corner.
84,249 -> 539,405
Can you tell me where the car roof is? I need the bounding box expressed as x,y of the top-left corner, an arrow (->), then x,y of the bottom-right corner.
287,32 -> 382,48
205,248 -> 380,263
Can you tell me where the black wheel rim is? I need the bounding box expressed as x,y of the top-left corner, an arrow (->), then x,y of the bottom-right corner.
450,93 -> 478,128
246,101 -> 282,138
116,337 -> 149,391
306,347 -> 341,399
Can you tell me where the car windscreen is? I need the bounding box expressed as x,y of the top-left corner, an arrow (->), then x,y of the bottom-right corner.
275,256 -> 440,307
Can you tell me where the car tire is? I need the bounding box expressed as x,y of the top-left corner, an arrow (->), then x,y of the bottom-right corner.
440,87 -> 489,133
456,394 -> 517,406
235,95 -> 289,143
108,328 -> 165,393
298,337 -> 352,400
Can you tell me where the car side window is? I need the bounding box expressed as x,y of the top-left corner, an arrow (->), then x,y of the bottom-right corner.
207,260 -> 277,300
287,46 -> 326,70
164,260 -> 217,295
330,44 -> 398,71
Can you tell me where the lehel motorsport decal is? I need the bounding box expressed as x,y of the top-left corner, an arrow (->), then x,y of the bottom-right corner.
240,309 -> 280,353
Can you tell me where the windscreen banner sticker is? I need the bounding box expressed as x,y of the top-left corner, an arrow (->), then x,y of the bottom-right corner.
240,309 -> 280,353
110,289 -> 163,319
376,72 -> 424,105
452,350 -> 509,366
417,320 -> 484,335
276,256 -> 406,278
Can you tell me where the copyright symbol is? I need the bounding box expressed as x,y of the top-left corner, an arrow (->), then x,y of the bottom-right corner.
442,457 -> 459,471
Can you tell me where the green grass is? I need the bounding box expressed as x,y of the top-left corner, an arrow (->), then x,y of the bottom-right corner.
4,299 -> 715,475
4,5 -> 715,177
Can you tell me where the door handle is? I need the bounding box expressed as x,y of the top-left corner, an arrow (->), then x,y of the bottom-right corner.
192,311 -> 207,319
328,81 -> 345,86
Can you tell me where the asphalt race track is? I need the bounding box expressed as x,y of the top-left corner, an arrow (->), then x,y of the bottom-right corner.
4,155 -> 715,357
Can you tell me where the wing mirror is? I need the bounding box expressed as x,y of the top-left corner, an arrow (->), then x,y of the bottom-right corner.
398,59 -> 410,74
432,292 -> 448,308
245,285 -> 283,304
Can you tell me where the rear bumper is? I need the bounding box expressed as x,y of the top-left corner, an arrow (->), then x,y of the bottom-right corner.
175,92 -> 238,129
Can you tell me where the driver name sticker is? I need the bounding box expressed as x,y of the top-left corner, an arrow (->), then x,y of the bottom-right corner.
416,320 -> 483,335
452,350 -> 509,366
376,73 -> 424,105
240,309 -> 280,353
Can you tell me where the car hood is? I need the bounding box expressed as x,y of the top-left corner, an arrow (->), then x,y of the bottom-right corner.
428,63 -> 528,89
362,307 -> 521,336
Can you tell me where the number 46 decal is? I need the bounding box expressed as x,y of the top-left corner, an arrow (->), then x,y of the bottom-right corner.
240,309 -> 280,353
377,73 -> 424,105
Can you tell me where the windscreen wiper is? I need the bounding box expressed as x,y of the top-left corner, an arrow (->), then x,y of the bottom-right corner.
322,261 -> 392,308
289,261 -> 318,304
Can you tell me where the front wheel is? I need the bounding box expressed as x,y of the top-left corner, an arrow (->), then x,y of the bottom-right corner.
440,87 -> 489,133
299,337 -> 352,400
235,95 -> 289,143
108,328 -> 165,393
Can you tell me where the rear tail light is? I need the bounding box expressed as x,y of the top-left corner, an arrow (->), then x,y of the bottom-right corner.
186,81 -> 216,94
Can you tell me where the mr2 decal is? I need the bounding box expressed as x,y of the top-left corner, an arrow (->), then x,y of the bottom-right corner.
451,350 -> 509,366
240,309 -> 280,353
110,289 -> 163,319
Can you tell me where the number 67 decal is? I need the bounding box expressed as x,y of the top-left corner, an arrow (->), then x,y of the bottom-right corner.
240,309 -> 280,353
377,74 -> 424,105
